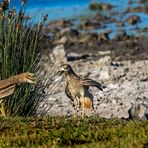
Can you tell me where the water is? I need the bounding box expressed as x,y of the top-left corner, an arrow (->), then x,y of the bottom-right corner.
9,0 -> 92,20
1,0 -> 148,37
7,0 -> 145,20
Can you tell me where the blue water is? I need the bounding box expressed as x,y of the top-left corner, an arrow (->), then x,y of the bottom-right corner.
7,0 -> 129,20
1,0 -> 148,37
9,0 -> 91,20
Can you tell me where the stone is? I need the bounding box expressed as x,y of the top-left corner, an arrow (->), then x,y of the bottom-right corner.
99,69 -> 110,80
128,103 -> 148,120
50,45 -> 67,63
127,15 -> 141,25
53,36 -> 68,45
37,55 -> 148,119
67,52 -> 91,61
60,27 -> 79,37
97,56 -> 112,66
98,31 -> 110,42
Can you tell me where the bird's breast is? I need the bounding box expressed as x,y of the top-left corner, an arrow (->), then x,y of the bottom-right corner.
68,82 -> 83,97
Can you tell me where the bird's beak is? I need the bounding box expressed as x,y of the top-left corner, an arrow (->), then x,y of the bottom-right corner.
57,70 -> 63,76
57,67 -> 65,76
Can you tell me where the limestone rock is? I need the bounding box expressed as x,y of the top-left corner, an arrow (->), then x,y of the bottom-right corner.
50,45 -> 67,63
128,103 -> 148,120
53,36 -> 68,45
97,56 -> 112,66
127,15 -> 141,25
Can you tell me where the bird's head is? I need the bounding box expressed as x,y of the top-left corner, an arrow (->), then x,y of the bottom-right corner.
57,64 -> 73,76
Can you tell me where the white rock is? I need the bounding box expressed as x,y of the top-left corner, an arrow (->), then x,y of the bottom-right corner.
97,56 -> 111,66
128,103 -> 148,120
99,69 -> 110,80
107,83 -> 119,89
36,56 -> 148,119
50,45 -> 67,63
54,36 -> 68,45
98,50 -> 111,56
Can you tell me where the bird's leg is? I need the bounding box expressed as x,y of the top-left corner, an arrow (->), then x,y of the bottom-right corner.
73,104 -> 76,118
81,95 -> 85,118
83,97 -> 85,118
92,101 -> 96,113
0,101 -> 6,117
73,96 -> 80,117
73,98 -> 78,118
76,96 -> 81,116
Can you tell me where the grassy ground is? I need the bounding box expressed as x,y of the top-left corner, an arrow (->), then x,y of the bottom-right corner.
0,116 -> 147,148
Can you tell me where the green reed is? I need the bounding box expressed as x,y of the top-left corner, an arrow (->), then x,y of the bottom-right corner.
0,1 -> 51,116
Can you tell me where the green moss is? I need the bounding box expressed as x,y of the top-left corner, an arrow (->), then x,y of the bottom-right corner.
0,116 -> 147,147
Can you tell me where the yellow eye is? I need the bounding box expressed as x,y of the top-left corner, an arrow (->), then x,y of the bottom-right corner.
64,66 -> 68,70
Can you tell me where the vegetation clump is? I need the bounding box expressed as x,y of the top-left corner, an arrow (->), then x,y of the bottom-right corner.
0,0 -> 53,116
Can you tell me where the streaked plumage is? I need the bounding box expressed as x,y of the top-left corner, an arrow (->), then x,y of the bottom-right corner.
0,72 -> 36,116
58,64 -> 103,117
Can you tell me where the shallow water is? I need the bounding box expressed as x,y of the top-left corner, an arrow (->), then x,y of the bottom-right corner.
4,0 -> 148,37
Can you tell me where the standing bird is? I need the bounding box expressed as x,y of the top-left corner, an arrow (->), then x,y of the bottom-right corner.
0,72 -> 36,116
58,64 -> 103,117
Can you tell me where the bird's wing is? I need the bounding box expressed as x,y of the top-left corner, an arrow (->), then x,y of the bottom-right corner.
0,85 -> 16,99
65,83 -> 74,101
80,77 -> 103,91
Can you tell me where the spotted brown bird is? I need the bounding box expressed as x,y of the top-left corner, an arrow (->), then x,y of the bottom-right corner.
0,72 -> 36,116
58,64 -> 103,117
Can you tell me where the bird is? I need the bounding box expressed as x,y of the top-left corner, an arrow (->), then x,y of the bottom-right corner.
0,72 -> 36,116
58,64 -> 103,117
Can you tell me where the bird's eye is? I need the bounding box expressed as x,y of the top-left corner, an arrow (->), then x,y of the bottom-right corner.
64,66 -> 68,70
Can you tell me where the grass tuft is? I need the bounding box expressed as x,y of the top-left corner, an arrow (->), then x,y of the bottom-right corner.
0,1 -> 58,116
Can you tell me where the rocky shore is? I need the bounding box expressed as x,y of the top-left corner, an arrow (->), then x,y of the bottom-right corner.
37,1 -> 148,119
37,42 -> 148,120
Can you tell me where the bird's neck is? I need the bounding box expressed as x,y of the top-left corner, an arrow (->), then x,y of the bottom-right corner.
66,70 -> 79,81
